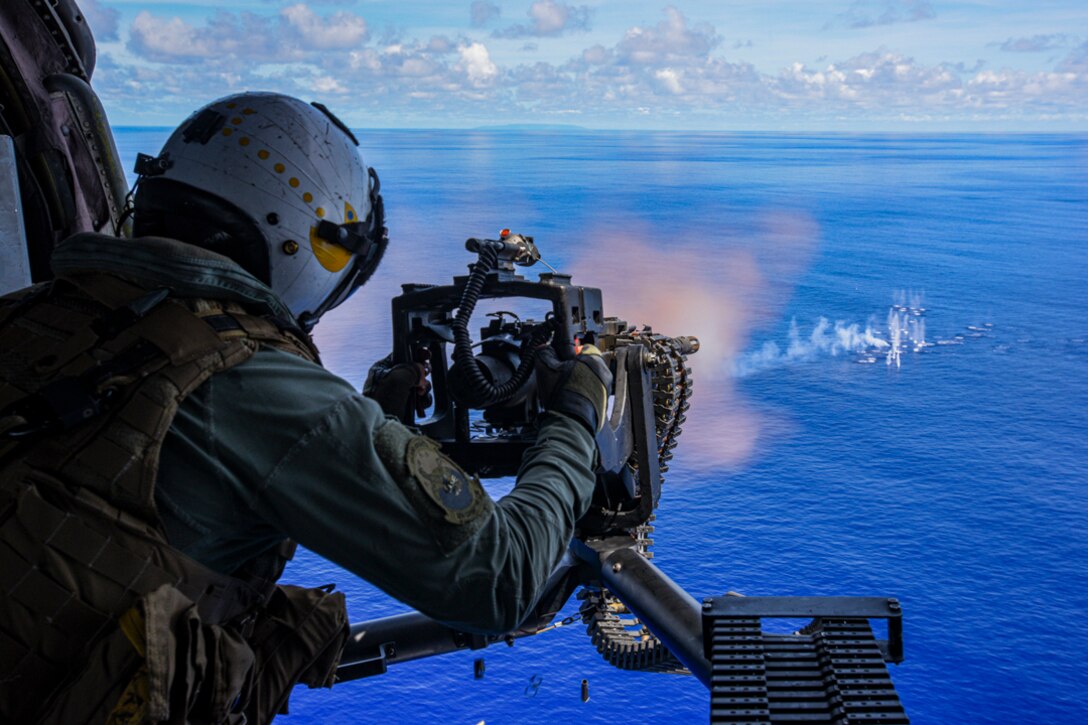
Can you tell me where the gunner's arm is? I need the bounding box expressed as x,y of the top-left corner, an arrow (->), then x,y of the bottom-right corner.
255,388 -> 597,634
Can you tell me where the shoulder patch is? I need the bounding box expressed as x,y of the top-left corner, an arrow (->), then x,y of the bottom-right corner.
406,436 -> 484,525
374,421 -> 495,552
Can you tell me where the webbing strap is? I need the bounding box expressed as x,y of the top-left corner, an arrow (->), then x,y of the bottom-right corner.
60,272 -> 233,366
58,271 -> 148,310
197,309 -> 319,363
0,282 -> 52,330
0,480 -> 266,723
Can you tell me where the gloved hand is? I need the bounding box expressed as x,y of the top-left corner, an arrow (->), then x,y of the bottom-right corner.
534,344 -> 613,435
363,354 -> 433,420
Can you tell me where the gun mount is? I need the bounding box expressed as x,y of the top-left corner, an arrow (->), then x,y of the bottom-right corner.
351,232 -> 911,721
389,231 -> 697,535
338,534 -> 910,724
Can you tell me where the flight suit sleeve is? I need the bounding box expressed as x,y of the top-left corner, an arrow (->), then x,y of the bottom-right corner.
251,388 -> 597,634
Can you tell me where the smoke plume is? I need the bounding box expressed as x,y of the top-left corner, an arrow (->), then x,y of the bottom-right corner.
577,211 -> 819,470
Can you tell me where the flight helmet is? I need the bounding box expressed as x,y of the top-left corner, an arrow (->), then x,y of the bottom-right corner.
132,92 -> 386,329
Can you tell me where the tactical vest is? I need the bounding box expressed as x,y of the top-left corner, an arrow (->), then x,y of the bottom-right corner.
0,238 -> 348,724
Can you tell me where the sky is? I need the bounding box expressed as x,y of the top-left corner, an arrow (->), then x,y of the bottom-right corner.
81,0 -> 1088,130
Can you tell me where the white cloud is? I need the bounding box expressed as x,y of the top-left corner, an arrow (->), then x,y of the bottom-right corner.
581,45 -> 611,66
128,12 -> 260,63
101,4 -> 1088,128
774,52 -> 958,106
654,68 -> 683,95
493,0 -> 591,39
966,68 -> 1083,107
459,42 -> 498,85
114,6 -> 510,118
770,49 -> 1087,114
530,0 -> 578,35
127,4 -> 367,63
615,6 -> 719,65
1058,41 -> 1088,73
427,35 -> 455,54
311,75 -> 349,93
539,7 -> 757,111
281,4 -> 368,49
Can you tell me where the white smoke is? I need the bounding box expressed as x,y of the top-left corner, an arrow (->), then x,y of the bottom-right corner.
733,289 -> 929,376
733,316 -> 889,376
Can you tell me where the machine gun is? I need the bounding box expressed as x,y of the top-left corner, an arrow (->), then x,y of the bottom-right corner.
0,1 -> 909,716
389,230 -> 696,539
338,232 -> 911,723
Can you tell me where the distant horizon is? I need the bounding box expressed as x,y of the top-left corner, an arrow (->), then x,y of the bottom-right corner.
82,1 -> 1086,132
109,124 -> 1088,135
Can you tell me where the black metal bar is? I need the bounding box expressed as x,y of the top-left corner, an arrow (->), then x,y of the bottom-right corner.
704,595 -> 902,620
336,543 -> 713,688
705,595 -> 904,665
336,556 -> 584,684
338,612 -> 489,683
574,537 -> 711,687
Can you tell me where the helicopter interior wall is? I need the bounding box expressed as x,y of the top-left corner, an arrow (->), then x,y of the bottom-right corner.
0,0 -> 127,286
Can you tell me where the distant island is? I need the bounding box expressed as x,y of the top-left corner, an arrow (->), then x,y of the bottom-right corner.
473,123 -> 587,131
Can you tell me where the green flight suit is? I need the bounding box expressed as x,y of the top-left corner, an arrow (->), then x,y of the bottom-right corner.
0,232 -> 599,723
130,243 -> 600,635
156,349 -> 597,633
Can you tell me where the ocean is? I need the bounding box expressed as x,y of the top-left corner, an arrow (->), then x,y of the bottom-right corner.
113,129 -> 1088,723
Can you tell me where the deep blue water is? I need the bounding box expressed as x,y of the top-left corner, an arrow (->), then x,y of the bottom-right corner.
115,129 -> 1088,723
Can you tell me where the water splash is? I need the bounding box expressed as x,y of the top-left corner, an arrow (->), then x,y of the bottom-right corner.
734,317 -> 889,376
733,289 -> 930,377
886,309 -> 902,368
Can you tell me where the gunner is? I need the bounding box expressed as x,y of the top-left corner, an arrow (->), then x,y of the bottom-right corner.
0,92 -> 609,723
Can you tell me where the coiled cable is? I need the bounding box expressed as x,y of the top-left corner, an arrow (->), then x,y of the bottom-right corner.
451,242 -> 555,407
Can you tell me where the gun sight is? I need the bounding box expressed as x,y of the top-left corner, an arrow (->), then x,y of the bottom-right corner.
465,233 -> 544,270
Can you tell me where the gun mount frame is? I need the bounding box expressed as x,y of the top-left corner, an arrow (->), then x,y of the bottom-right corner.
337,538 -> 908,723
365,238 -> 908,721
337,535 -> 713,685
390,255 -> 666,532
391,268 -> 603,471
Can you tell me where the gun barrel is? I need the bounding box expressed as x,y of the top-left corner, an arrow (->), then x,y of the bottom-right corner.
675,335 -> 700,355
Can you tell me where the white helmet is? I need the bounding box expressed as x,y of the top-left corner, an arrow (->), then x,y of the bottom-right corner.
132,92 -> 386,329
